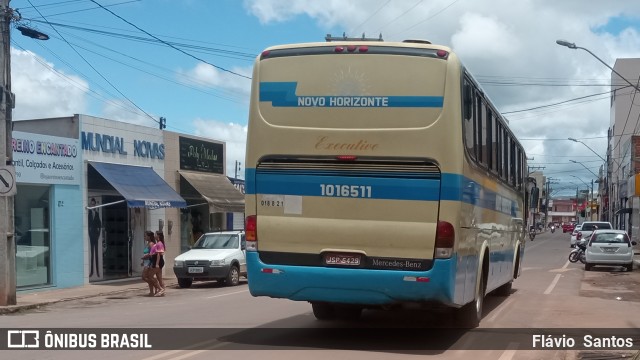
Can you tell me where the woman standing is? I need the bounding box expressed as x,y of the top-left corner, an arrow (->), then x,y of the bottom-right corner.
141,231 -> 160,296
151,231 -> 166,296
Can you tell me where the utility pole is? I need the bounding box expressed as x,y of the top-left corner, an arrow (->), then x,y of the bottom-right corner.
591,178 -> 594,221
0,0 -> 16,305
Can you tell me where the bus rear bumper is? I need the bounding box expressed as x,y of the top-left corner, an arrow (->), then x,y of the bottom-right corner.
246,252 -> 457,306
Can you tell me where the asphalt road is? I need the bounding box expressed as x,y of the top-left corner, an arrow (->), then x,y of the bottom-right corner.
2,230 -> 639,359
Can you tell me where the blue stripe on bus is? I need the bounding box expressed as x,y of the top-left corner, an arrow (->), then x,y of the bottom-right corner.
255,172 -> 440,201
259,82 -> 444,108
246,251 -> 458,305
245,169 -> 519,216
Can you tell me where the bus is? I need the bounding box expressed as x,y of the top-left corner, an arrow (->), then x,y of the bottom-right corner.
244,37 -> 535,327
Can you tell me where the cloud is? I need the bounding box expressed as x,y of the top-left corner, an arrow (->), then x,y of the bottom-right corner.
192,119 -> 248,177
180,63 -> 252,99
11,48 -> 88,120
451,13 -> 521,59
243,0 -> 360,28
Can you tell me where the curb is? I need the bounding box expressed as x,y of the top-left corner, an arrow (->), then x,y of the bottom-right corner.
0,281 -> 177,315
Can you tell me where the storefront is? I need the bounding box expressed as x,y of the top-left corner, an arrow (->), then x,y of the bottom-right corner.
163,133 -> 245,253
12,129 -> 83,289
81,115 -> 186,282
14,114 -> 245,286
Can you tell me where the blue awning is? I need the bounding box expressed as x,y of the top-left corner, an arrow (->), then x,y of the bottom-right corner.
90,162 -> 186,209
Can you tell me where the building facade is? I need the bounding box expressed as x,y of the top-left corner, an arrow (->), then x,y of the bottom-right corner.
13,115 -> 244,290
608,58 -> 640,238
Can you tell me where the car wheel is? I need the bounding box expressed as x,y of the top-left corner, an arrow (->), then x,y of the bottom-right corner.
626,263 -> 633,272
177,278 -> 192,288
225,265 -> 240,286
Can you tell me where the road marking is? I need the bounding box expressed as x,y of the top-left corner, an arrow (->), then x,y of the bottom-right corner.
166,342 -> 229,360
550,260 -> 573,273
544,274 -> 562,295
205,289 -> 248,299
139,338 -> 223,360
487,297 -> 514,323
497,342 -> 519,360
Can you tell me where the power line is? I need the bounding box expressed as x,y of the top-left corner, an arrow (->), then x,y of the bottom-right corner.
502,86 -> 628,115
53,30 -> 246,103
25,0 -> 159,124
11,40 -> 150,118
17,0 -> 140,18
88,0 -> 251,79
393,0 -> 463,36
350,0 -> 390,35
377,0 -> 424,33
25,19 -> 257,61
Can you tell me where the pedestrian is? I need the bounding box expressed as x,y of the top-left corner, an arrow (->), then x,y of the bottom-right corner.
141,231 -> 159,296
150,231 -> 166,296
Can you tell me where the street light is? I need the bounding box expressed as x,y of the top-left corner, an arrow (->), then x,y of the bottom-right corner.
16,25 -> 49,40
567,138 -> 606,163
556,40 -> 640,92
569,159 -> 599,178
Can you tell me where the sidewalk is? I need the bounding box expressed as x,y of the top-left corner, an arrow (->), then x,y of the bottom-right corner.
0,278 -> 176,315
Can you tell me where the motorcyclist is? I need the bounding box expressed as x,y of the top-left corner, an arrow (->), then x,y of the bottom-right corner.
551,224 -> 555,233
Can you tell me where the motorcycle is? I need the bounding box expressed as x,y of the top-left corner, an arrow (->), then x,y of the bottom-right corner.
568,239 -> 587,264
551,226 -> 555,233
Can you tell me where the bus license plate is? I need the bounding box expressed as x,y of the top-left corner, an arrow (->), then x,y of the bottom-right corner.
188,267 -> 204,274
324,253 -> 361,266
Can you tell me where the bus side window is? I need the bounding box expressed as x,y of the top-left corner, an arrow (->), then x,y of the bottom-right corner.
463,81 -> 473,120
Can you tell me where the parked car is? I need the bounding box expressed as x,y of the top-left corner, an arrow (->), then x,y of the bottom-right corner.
576,221 -> 613,243
562,223 -> 576,233
585,229 -> 637,271
173,230 -> 246,288
570,224 -> 583,247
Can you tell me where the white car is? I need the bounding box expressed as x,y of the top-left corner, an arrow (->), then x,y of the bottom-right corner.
173,231 -> 246,288
585,229 -> 637,272
569,224 -> 583,247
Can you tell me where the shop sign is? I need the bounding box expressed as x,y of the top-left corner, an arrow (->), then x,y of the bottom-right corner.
81,131 -> 165,160
179,137 -> 223,174
12,131 -> 81,185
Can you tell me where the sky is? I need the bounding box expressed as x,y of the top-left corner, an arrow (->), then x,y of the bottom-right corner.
7,0 -> 640,195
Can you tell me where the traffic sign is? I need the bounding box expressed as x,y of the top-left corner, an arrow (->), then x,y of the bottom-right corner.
0,165 -> 17,196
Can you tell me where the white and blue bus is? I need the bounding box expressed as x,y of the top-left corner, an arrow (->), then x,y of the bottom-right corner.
244,38 -> 533,327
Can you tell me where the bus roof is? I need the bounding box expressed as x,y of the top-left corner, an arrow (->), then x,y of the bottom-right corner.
261,40 -> 453,53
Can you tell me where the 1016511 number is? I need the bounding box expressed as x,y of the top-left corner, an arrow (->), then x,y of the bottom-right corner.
320,184 -> 372,198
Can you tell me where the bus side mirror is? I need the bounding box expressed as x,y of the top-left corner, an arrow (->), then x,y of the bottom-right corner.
529,186 -> 539,208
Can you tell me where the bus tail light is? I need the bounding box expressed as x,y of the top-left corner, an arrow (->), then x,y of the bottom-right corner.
435,221 -> 454,259
246,215 -> 257,251
336,155 -> 357,161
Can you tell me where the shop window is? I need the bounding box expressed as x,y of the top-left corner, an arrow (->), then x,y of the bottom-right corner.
15,185 -> 51,288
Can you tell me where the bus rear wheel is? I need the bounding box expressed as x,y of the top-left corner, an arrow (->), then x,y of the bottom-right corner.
311,302 -> 336,320
455,274 -> 483,328
335,306 -> 363,321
